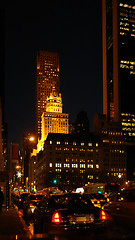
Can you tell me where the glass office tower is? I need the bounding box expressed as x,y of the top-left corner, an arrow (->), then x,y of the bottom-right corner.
102,0 -> 135,142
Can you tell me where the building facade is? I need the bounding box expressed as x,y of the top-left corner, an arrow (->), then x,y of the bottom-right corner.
36,51 -> 60,140
21,131 -> 36,187
94,113 -> 127,181
35,133 -> 102,191
102,0 -> 135,142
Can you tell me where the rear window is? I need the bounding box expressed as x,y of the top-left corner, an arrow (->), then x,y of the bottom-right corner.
49,194 -> 93,209
20,193 -> 29,200
30,194 -> 44,200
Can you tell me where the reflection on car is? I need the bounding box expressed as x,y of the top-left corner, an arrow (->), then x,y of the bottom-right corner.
34,193 -> 111,234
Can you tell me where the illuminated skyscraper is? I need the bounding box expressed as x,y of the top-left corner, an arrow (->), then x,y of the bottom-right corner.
37,87 -> 69,152
102,0 -> 135,142
36,51 -> 60,140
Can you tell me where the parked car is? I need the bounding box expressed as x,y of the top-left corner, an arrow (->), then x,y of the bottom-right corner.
18,192 -> 30,209
23,193 -> 44,220
34,193 -> 111,234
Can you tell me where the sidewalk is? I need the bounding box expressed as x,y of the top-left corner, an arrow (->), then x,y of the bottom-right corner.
0,205 -> 31,239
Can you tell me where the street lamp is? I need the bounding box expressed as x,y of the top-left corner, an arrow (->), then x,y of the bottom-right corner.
29,137 -> 35,142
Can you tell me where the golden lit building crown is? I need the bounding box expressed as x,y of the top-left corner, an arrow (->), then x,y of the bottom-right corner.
46,87 -> 62,113
37,87 -> 69,152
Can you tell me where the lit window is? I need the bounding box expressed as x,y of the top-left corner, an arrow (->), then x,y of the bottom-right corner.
50,141 -> 52,144
73,142 -> 76,145
64,164 -> 70,168
65,142 -> 68,145
96,164 -> 99,168
96,143 -> 98,147
55,169 -> 61,172
88,164 -> 93,168
55,163 -> 61,168
88,142 -> 92,146
49,163 -> 52,167
72,164 -> 78,168
57,141 -> 60,145
88,175 -> 93,179
80,164 -> 85,168
81,142 -> 84,146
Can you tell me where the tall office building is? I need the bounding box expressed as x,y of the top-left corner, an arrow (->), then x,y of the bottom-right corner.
102,0 -> 135,142
36,51 -> 60,140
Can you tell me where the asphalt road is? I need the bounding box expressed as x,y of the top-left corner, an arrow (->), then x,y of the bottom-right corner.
1,205 -> 134,240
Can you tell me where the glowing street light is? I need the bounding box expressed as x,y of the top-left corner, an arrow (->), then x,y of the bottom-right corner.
29,137 -> 35,141
118,173 -> 122,179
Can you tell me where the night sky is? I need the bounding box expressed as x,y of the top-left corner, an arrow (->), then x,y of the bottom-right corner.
3,0 -> 103,146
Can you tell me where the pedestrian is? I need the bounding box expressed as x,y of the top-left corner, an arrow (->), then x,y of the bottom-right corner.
0,187 -> 4,212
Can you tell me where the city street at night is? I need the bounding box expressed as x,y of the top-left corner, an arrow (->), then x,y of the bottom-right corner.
0,200 -> 135,240
0,0 -> 135,239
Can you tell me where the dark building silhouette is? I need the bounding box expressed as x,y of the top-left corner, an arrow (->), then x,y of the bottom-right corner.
73,111 -> 90,135
21,131 -> 36,187
102,0 -> 135,142
102,0 -> 135,180
0,10 -> 5,121
0,10 -> 8,172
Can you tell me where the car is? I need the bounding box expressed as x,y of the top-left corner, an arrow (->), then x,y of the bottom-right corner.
92,193 -> 108,207
18,192 -> 30,209
103,187 -> 135,216
87,194 -> 101,208
23,193 -> 44,220
11,192 -> 20,205
103,187 -> 135,231
34,193 -> 111,234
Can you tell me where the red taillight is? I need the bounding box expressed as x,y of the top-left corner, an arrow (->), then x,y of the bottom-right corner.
19,199 -> 21,202
97,200 -> 100,204
100,210 -> 107,221
52,212 -> 63,223
107,198 -> 110,203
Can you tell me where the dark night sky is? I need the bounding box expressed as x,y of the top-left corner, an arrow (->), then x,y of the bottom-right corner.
3,0 -> 103,146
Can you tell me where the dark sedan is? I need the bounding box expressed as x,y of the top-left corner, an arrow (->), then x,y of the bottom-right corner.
34,193 -> 111,235
18,192 -> 30,209
23,193 -> 44,220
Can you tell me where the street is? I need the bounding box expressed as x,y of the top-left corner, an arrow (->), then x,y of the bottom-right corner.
18,208 -> 135,240
0,204 -> 135,240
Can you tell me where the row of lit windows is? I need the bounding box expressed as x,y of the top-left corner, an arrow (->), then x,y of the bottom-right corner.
122,127 -> 135,132
120,64 -> 134,69
64,159 -> 94,162
111,167 -> 126,171
55,147 -> 95,152
103,139 -> 123,144
102,130 -> 123,136
122,122 -> 135,126
119,3 -> 135,9
49,140 -> 98,146
49,163 -> 99,169
121,113 -> 135,117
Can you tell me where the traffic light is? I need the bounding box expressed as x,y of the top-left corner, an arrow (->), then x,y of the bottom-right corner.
53,179 -> 57,185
